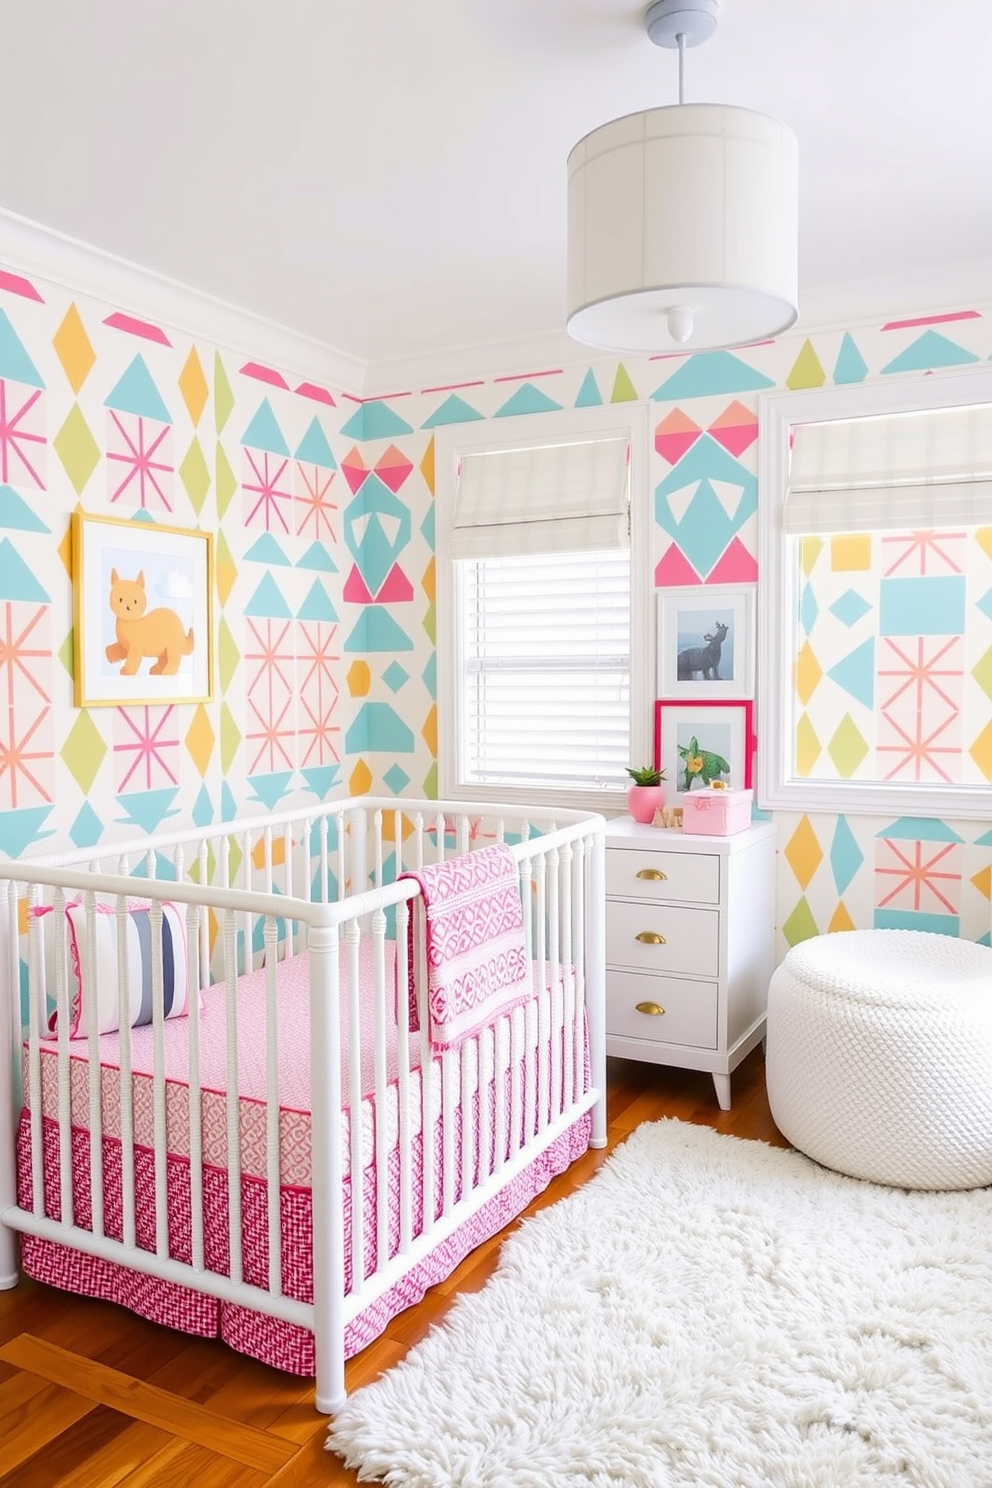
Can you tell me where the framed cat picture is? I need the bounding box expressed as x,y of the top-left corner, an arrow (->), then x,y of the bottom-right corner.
72,512 -> 214,707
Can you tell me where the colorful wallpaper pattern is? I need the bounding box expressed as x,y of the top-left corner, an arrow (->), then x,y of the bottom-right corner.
1,253 -> 991,958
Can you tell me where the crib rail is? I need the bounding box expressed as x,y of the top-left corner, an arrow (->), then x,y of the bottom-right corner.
0,796 -> 606,1413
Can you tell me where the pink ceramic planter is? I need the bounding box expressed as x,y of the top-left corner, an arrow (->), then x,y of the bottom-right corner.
626,784 -> 667,823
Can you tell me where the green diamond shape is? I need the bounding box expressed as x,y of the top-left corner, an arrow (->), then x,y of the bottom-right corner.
220,701 -> 241,773
781,897 -> 819,948
218,617 -> 240,692
54,403 -> 100,494
827,714 -> 869,778
216,442 -> 238,519
57,628 -> 74,677
214,354 -> 235,435
61,710 -> 107,792
972,645 -> 992,702
179,436 -> 211,514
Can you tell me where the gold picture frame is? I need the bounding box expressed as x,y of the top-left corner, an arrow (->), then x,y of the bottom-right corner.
72,511 -> 214,708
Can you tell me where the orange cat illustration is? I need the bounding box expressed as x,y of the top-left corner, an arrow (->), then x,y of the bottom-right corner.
105,569 -> 194,677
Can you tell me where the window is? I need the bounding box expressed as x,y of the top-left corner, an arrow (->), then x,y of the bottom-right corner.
436,405 -> 650,812
758,370 -> 992,818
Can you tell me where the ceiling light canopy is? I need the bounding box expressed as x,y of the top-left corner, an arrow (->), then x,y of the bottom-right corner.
566,0 -> 799,356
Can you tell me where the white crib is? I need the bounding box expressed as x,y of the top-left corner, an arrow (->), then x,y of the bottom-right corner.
0,795 -> 606,1412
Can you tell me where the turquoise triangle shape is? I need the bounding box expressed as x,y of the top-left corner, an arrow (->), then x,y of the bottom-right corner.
221,781 -> 237,821
495,383 -> 563,417
242,397 -> 290,454
245,533 -> 292,566
297,541 -> 338,573
0,484 -> 49,532
69,801 -> 103,849
827,638 -> 875,708
247,771 -> 295,810
882,330 -> 981,375
297,580 -> 338,621
0,804 -> 54,856
0,537 -> 50,600
421,393 -> 485,429
244,571 -> 293,618
105,354 -> 172,423
651,352 -> 775,399
294,416 -> 337,468
420,505 -> 435,547
575,369 -> 603,407
115,786 -> 180,834
0,309 -> 44,388
346,701 -> 414,753
343,608 -> 415,654
833,333 -> 868,385
340,401 -> 414,441
300,765 -> 340,799
876,816 -> 964,843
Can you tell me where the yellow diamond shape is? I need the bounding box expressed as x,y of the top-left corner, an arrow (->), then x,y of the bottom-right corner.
179,347 -> 209,426
784,814 -> 824,890
347,661 -> 371,697
800,536 -> 823,577
422,703 -> 437,758
350,759 -> 373,795
977,528 -> 992,562
419,435 -> 435,496
185,703 -> 216,776
54,404 -> 100,495
179,437 -> 211,514
827,901 -> 856,933
61,711 -> 107,793
794,642 -> 823,707
970,864 -> 991,902
421,557 -> 435,604
218,617 -> 240,692
52,304 -> 96,394
827,714 -> 869,777
969,718 -> 992,782
215,531 -> 237,607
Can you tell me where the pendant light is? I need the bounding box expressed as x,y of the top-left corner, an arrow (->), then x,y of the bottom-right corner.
566,0 -> 799,355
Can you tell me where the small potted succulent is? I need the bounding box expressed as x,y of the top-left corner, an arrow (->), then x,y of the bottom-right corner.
625,764 -> 667,824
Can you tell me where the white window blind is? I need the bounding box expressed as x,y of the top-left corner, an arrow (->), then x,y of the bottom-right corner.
786,401 -> 992,533
451,435 -> 629,557
459,547 -> 630,792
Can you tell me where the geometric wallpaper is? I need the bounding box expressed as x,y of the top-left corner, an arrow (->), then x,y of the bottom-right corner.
2,251 -> 992,959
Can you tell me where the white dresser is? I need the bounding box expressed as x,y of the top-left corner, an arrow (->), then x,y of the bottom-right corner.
604,817 -> 776,1110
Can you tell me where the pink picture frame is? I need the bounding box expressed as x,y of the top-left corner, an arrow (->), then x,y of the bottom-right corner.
654,698 -> 755,801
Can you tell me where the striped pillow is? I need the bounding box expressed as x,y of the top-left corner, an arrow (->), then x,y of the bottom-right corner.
52,901 -> 191,1037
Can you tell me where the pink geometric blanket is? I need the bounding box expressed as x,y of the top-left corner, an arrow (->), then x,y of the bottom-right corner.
399,843 -> 532,1049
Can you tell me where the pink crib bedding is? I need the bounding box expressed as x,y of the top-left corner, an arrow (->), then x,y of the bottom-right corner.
16,942 -> 591,1374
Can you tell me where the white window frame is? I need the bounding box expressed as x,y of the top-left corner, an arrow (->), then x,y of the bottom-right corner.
436,402 -> 652,815
758,368 -> 992,819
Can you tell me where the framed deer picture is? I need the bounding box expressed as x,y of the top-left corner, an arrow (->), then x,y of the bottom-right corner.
656,584 -> 756,700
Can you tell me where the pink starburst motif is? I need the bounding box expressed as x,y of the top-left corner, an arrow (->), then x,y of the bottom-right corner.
243,449 -> 293,533
875,838 -> 961,916
295,463 -> 338,542
0,379 -> 46,489
0,705 -> 53,809
245,618 -> 295,773
107,411 -> 173,510
114,706 -> 180,792
0,602 -> 50,708
882,530 -> 966,578
298,621 -> 340,767
877,637 -> 963,782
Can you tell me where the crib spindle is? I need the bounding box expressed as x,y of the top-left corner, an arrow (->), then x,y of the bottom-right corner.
395,893 -> 413,1254
371,904 -> 390,1271
345,916 -> 364,1296
149,898 -> 170,1259
81,891 -> 106,1241
186,898 -> 205,1272
264,913 -> 282,1297
115,887 -> 137,1251
223,906 -> 243,1286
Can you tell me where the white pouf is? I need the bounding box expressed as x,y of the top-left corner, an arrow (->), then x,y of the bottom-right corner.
766,929 -> 992,1190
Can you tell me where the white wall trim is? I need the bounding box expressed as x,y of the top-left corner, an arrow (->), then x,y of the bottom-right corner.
0,206 -> 366,395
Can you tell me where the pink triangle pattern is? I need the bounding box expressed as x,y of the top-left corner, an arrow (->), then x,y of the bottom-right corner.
241,362 -> 290,389
375,445 -> 414,492
343,565 -> 374,604
707,538 -> 758,584
654,409 -> 701,466
342,447 -> 369,494
376,563 -> 415,603
655,546 -> 702,587
0,269 -> 43,302
709,401 -> 758,457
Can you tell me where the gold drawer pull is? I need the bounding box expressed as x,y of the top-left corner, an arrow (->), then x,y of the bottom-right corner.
635,868 -> 667,881
636,1001 -> 666,1016
635,931 -> 667,945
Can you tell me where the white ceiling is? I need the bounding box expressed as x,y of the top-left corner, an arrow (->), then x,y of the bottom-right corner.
1,0 -> 990,386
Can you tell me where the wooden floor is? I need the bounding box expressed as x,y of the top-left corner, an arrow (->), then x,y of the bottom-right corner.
0,1050 -> 787,1486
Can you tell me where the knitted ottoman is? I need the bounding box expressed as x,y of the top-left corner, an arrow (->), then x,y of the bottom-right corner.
765,929 -> 992,1190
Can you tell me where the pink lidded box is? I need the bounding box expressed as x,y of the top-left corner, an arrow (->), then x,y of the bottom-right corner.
681,788 -> 753,836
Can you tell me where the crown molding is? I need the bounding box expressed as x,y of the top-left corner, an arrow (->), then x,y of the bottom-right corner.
795,259 -> 992,339
0,206 -> 367,395
362,326 -> 592,399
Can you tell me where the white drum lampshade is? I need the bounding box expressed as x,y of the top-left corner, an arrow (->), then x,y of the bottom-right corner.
567,102 -> 798,355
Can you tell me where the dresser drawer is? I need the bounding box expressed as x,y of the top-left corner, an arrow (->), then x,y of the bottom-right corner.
606,900 -> 719,977
605,846 -> 720,905
607,970 -> 718,1049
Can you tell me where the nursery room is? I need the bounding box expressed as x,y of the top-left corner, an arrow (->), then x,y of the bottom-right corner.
1,0 -> 991,1482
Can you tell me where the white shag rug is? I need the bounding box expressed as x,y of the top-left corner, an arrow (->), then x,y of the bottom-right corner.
327,1119 -> 992,1486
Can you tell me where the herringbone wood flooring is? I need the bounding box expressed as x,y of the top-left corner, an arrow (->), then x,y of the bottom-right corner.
0,1051 -> 786,1485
